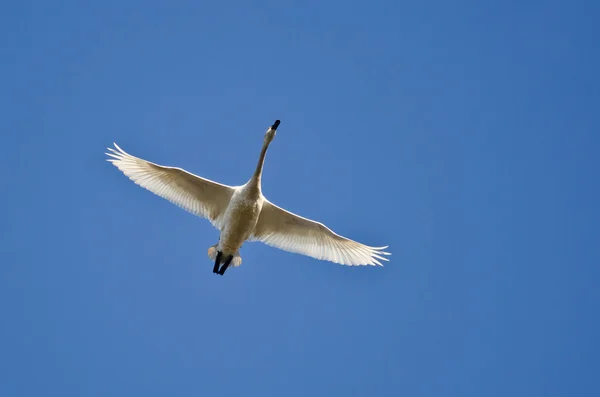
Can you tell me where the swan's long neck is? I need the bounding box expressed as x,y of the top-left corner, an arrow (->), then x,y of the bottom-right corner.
247,137 -> 271,193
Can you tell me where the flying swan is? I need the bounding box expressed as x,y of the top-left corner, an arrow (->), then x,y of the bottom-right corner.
106,120 -> 390,275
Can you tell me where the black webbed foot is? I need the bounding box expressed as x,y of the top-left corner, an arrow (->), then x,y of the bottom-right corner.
213,251 -> 222,274
218,255 -> 234,275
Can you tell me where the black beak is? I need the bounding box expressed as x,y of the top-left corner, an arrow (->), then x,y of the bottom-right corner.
270,120 -> 281,131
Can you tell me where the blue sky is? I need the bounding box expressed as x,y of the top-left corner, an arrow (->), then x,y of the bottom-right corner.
1,1 -> 599,396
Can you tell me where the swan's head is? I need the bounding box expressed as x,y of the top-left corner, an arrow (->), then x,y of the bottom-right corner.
265,119 -> 280,143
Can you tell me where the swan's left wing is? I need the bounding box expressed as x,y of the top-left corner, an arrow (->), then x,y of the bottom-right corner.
250,200 -> 390,266
106,143 -> 235,229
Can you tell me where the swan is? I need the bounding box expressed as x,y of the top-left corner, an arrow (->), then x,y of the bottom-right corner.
106,120 -> 390,275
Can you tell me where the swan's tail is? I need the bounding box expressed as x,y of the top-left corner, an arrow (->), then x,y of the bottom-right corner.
208,244 -> 242,267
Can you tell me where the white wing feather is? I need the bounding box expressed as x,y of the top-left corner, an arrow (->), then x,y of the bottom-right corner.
251,200 -> 390,266
106,143 -> 235,229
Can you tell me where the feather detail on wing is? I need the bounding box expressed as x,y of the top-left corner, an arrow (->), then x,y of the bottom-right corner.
251,200 -> 390,266
106,143 -> 235,229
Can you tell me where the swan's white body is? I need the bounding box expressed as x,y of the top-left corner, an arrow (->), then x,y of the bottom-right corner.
107,120 -> 390,273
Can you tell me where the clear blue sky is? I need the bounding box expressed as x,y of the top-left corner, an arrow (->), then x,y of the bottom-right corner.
1,1 -> 599,396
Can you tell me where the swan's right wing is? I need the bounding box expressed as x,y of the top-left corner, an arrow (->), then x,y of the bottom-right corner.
251,200 -> 390,266
106,143 -> 235,229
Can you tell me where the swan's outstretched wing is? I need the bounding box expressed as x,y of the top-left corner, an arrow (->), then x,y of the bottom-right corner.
251,200 -> 390,266
106,143 -> 235,229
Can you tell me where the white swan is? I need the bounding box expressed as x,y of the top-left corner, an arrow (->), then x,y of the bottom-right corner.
106,120 -> 390,275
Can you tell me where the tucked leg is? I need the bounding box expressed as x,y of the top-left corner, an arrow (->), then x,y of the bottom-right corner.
213,251 -> 222,274
218,255 -> 234,275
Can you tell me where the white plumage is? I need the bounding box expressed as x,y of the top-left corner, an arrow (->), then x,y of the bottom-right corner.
250,201 -> 390,266
106,143 -> 234,230
107,120 -> 390,274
